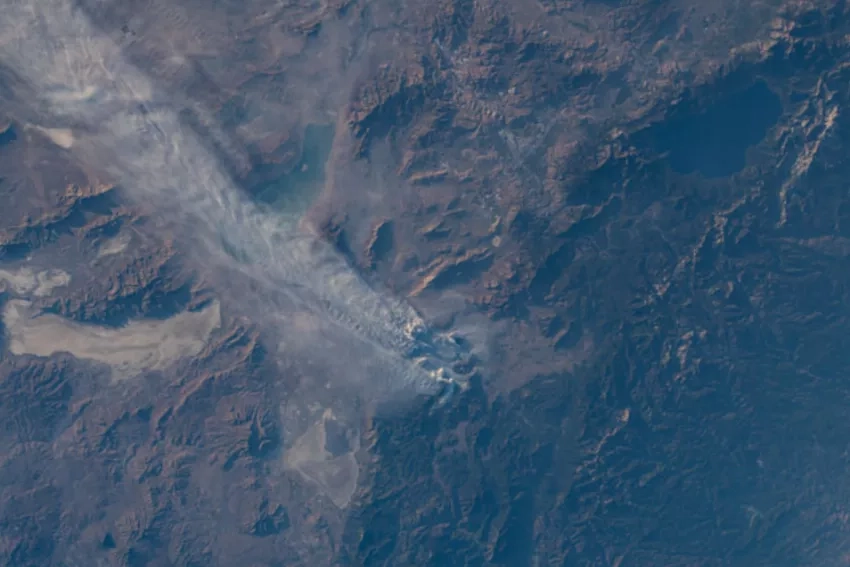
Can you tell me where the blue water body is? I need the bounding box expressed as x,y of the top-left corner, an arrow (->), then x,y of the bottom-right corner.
650,80 -> 783,178
0,123 -> 15,146
255,123 -> 336,213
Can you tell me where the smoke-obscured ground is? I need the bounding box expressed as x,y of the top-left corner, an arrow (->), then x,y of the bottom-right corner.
0,1 -> 481,559
0,0 -> 823,563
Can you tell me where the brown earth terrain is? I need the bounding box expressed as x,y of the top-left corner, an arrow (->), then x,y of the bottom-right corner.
2,0 -> 850,565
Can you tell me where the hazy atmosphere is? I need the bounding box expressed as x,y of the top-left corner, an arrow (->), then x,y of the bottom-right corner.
1,0 -> 850,565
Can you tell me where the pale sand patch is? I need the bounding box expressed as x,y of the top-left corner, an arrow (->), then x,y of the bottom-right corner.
283,408 -> 360,509
96,232 -> 131,258
0,267 -> 71,297
2,299 -> 221,377
28,125 -> 75,149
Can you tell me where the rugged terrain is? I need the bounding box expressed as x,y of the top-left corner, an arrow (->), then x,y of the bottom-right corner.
2,0 -> 850,565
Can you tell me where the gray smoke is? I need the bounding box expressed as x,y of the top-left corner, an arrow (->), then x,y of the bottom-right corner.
0,0 -> 466,404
